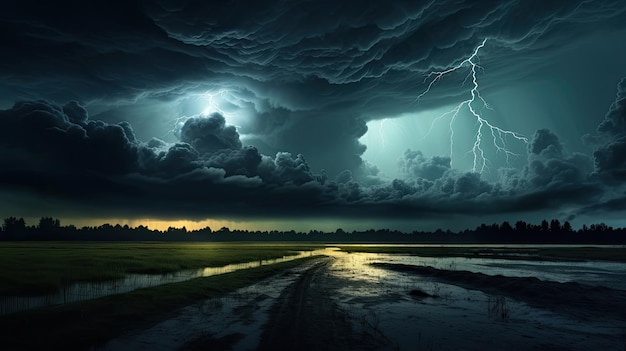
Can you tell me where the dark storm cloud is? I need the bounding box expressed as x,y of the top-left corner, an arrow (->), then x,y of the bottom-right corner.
596,78 -> 626,138
400,150 -> 451,181
2,1 -> 626,223
497,130 -> 596,202
366,129 -> 601,216
575,193 -> 626,218
0,101 -> 337,219
143,0 -> 625,86
584,78 -> 626,179
519,129 -> 593,189
2,0 -> 626,179
0,100 -> 139,174
528,129 -> 562,156
179,113 -> 242,153
0,100 -> 605,221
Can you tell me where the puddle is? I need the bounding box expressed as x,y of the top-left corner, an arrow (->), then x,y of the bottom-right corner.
97,259 -> 324,351
94,249 -> 626,350
330,250 -> 626,290
323,250 -> 626,350
0,248 -> 332,315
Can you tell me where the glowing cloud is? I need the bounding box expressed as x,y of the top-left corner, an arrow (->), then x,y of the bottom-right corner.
169,89 -> 247,139
201,90 -> 236,122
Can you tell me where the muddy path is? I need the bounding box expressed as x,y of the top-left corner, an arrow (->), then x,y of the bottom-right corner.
99,250 -> 626,350
257,258 -> 390,351
257,258 -> 349,350
98,258 -> 334,351
100,255 -> 391,351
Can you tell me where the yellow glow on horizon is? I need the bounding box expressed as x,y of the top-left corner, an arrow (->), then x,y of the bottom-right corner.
51,217 -> 407,233
18,216 -> 441,233
65,218 -> 259,232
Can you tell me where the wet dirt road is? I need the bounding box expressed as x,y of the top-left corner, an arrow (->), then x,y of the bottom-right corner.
99,250 -> 626,350
258,258 -> 367,350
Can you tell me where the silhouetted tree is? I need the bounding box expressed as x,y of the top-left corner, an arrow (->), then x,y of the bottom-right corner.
478,223 -> 488,233
550,219 -> 561,233
38,217 -> 61,232
562,221 -> 572,232
541,220 -> 549,232
3,217 -> 26,233
514,220 -> 527,232
590,223 -> 610,232
500,221 -> 513,233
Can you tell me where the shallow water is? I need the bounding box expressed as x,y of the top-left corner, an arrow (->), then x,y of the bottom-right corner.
100,248 -> 626,350
3,245 -> 625,315
98,259 -> 324,351
0,248 -> 328,315
324,250 -> 626,350
362,254 -> 626,290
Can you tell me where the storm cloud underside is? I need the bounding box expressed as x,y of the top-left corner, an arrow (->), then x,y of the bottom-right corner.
2,0 -> 626,229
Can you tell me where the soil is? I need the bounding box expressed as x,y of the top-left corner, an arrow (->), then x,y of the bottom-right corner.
257,258 -> 392,351
373,262 -> 626,322
99,250 -> 626,350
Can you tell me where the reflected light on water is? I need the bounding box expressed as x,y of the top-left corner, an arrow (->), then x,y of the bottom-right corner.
0,248 -> 332,316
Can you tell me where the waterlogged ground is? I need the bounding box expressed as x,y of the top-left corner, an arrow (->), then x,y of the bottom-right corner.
99,248 -> 626,350
0,249 -> 326,315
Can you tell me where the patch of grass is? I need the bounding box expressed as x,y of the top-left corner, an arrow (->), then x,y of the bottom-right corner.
337,245 -> 626,262
0,255 -> 324,351
0,242 -> 322,296
487,295 -> 510,322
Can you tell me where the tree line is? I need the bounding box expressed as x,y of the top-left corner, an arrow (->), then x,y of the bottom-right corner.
1,216 -> 625,244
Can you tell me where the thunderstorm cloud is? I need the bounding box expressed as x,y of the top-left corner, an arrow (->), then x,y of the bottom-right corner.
1,0 -> 626,229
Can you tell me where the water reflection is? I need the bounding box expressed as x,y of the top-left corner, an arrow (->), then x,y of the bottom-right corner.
324,249 -> 626,350
327,248 -> 626,290
0,248 -> 331,315
4,246 -> 626,317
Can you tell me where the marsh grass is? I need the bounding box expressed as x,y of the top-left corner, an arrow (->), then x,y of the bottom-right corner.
360,310 -> 382,335
0,242 -> 322,296
487,295 -> 510,322
0,255 -> 323,350
417,331 -> 435,351
356,309 -> 399,348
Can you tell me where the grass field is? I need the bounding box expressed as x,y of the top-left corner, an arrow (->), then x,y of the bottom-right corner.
3,243 -> 625,297
2,242 -> 626,350
0,242 -> 322,296
0,255 -> 323,350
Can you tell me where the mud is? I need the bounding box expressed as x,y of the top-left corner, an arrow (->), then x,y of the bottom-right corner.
373,262 -> 626,322
99,250 -> 626,350
258,258 -> 392,350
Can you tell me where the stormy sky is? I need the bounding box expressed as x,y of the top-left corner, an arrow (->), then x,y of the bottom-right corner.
2,0 -> 626,231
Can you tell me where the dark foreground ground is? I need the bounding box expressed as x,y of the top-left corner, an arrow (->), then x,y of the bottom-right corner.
3,246 -> 626,350
99,249 -> 626,350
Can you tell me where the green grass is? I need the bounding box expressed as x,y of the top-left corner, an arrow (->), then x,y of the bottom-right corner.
0,242 -> 322,296
337,245 -> 626,262
0,255 -> 324,351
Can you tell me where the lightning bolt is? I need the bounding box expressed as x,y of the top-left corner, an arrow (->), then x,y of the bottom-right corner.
416,39 -> 528,173
378,118 -> 387,151
202,89 -> 230,117
167,89 -> 239,138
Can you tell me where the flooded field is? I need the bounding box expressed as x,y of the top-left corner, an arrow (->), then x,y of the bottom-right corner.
0,248 -> 326,315
97,247 -> 626,350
